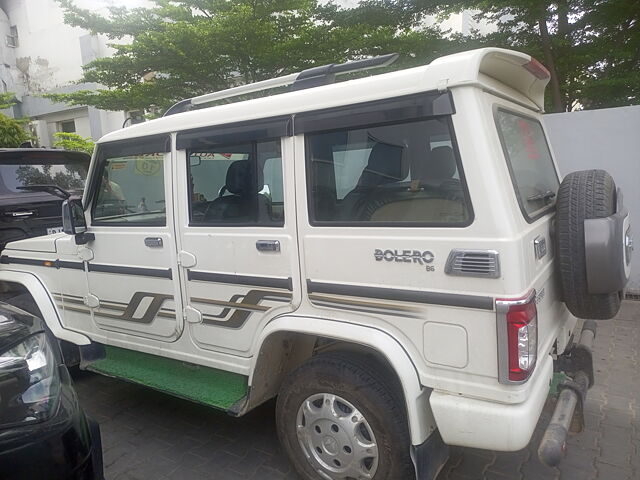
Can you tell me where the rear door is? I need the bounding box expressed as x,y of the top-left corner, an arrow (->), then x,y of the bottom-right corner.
82,135 -> 183,342
175,120 -> 300,357
491,98 -> 575,353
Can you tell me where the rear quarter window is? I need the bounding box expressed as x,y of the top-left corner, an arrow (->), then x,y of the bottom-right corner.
495,109 -> 559,222
306,117 -> 473,227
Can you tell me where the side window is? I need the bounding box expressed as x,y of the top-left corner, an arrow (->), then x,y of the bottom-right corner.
495,109 -> 559,221
307,118 -> 472,226
188,139 -> 284,226
92,153 -> 166,225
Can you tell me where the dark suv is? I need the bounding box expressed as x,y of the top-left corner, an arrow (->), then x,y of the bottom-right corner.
0,302 -> 103,479
0,149 -> 90,249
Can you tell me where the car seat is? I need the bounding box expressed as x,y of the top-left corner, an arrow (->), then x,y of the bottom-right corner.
204,160 -> 270,223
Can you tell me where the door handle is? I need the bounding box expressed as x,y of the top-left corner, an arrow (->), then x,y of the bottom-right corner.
144,237 -> 163,248
256,240 -> 280,252
5,211 -> 34,217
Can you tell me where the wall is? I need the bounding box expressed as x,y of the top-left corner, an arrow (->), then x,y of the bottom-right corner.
545,105 -> 640,292
42,108 -> 91,147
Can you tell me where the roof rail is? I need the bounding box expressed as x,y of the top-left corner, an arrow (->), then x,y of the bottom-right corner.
163,53 -> 399,117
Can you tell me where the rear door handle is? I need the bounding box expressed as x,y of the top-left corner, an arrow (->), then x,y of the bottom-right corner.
256,240 -> 280,252
144,237 -> 163,248
5,211 -> 34,217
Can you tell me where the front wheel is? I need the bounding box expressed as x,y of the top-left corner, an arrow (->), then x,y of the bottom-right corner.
276,352 -> 414,480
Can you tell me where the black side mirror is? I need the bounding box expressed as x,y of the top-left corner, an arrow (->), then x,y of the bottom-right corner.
62,199 -> 94,245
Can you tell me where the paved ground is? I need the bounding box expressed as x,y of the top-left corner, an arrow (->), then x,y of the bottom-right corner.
74,301 -> 640,480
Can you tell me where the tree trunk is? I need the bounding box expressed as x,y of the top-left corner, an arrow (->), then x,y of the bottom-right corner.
556,0 -> 570,36
538,18 -> 566,112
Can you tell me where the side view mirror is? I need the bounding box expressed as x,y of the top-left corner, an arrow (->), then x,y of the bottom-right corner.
62,199 -> 94,245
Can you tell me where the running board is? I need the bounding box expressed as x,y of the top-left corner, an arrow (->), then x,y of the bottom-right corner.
85,345 -> 248,411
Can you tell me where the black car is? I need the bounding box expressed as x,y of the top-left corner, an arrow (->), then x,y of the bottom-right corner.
0,149 -> 91,250
0,303 -> 103,479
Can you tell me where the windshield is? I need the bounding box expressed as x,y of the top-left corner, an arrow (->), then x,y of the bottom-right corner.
0,157 -> 89,195
495,109 -> 559,221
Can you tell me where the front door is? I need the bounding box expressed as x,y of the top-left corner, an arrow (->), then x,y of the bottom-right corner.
84,135 -> 182,342
175,123 -> 299,357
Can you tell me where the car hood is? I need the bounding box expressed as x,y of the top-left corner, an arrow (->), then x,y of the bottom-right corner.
0,303 -> 43,353
3,234 -> 63,254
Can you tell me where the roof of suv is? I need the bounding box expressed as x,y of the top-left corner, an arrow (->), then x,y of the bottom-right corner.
99,48 -> 550,146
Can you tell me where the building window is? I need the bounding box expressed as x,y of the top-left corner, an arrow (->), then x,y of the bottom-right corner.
6,26 -> 18,48
60,120 -> 76,133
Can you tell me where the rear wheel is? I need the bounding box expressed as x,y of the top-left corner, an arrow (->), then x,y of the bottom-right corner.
276,352 -> 414,480
556,169 -> 621,319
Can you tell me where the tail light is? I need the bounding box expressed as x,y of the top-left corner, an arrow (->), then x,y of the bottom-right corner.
496,291 -> 538,384
523,58 -> 550,80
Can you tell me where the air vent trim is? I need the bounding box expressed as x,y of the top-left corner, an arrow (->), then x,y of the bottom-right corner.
445,249 -> 501,278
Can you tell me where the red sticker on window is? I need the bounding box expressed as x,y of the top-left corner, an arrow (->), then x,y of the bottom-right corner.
517,119 -> 540,159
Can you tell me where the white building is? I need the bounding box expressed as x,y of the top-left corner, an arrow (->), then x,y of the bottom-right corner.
0,0 -> 145,147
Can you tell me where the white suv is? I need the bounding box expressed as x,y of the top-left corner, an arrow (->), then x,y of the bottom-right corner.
0,48 -> 632,480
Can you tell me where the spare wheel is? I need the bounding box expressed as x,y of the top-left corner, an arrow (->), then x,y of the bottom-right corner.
555,169 -> 632,319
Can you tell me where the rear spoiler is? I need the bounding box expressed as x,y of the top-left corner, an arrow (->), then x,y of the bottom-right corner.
429,48 -> 550,111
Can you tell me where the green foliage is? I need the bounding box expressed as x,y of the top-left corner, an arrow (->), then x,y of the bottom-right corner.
0,92 -> 18,110
53,132 -> 95,155
51,0 -> 639,113
0,113 -> 31,148
50,0 -> 472,113
427,0 -> 640,111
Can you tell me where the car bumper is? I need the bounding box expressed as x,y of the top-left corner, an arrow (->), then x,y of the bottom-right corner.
429,355 -> 553,451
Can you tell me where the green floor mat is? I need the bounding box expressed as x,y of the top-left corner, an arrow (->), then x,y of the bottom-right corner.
88,346 -> 248,410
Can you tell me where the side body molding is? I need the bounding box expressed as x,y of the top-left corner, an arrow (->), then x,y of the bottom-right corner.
0,270 -> 91,345
251,315 -> 436,445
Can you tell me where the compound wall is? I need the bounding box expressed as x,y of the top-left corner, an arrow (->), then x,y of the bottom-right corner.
545,105 -> 640,292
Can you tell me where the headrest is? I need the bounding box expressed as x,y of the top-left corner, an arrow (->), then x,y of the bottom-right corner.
225,160 -> 263,195
357,142 -> 405,188
427,146 -> 457,181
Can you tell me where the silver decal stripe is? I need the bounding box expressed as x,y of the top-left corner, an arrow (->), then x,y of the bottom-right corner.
308,293 -> 422,318
306,280 -> 494,310
192,290 -> 292,328
55,292 -> 175,323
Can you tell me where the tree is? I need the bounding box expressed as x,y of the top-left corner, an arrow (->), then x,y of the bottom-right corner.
53,132 -> 95,155
427,0 -> 640,112
0,114 -> 31,148
48,0 -> 470,113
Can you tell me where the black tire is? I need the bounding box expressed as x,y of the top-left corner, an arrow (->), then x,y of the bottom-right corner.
556,169 -> 621,319
276,352 -> 414,480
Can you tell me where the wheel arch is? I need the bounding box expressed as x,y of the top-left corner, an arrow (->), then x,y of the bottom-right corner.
248,314 -> 436,445
0,271 -> 91,345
